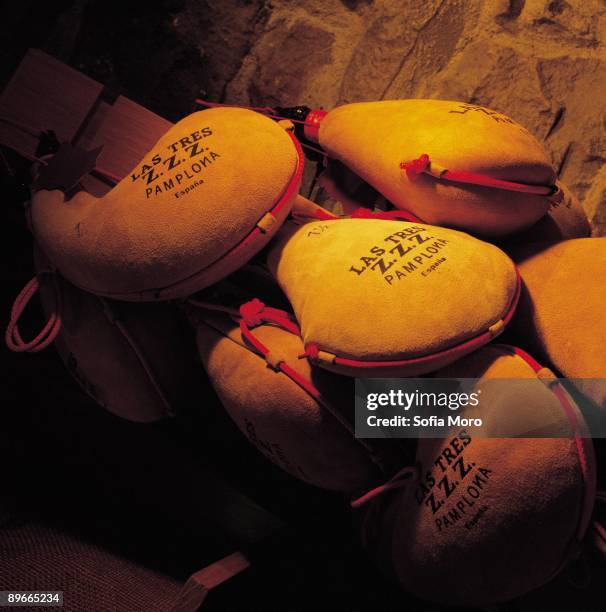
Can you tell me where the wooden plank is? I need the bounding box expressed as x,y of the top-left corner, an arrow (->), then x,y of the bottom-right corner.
78,174 -> 113,197
77,95 -> 172,181
75,99 -> 112,152
0,50 -> 172,192
0,49 -> 103,160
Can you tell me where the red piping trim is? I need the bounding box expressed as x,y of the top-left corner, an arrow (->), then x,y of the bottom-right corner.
353,345 -> 597,573
506,344 -> 596,575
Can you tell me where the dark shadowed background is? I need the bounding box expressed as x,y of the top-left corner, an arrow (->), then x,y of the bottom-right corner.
1,2 -> 606,610
1,0 -> 604,231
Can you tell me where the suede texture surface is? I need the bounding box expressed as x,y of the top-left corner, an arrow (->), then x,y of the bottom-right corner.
505,181 -> 590,245
195,310 -> 385,493
317,100 -> 554,237
510,238 -> 606,409
31,108 -> 299,300
35,248 -> 200,422
267,218 -> 518,376
384,346 -> 591,606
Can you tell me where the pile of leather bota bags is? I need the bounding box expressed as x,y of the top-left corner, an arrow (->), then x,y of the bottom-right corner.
6,100 -> 606,607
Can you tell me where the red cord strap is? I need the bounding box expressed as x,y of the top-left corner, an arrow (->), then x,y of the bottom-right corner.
239,298 -> 300,337
189,297 -> 389,473
401,153 -> 559,197
511,345 -> 596,558
298,271 -> 520,370
5,272 -> 62,353
351,465 -> 418,509
237,300 -> 394,473
192,297 -> 426,509
353,464 -> 418,552
236,301 -> 363,438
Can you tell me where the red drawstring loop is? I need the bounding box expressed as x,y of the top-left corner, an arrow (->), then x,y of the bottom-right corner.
236,305 -> 386,469
237,300 -> 302,342
299,342 -> 320,361
187,298 -> 300,334
400,153 -> 556,196
5,272 -> 62,353
351,465 -> 418,509
400,154 -> 430,181
239,298 -> 266,327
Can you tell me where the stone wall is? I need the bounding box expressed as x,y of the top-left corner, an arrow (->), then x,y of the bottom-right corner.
3,0 -> 605,233
221,0 -> 606,234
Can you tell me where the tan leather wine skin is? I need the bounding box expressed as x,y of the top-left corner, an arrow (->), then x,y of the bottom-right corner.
31,107 -> 301,300
361,345 -> 594,607
312,100 -> 555,236
510,238 -> 606,409
268,218 -> 519,376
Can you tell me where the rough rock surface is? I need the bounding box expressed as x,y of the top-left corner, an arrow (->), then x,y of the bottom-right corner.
2,0 -> 605,233
225,0 -> 606,235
